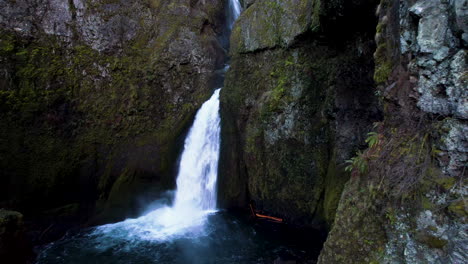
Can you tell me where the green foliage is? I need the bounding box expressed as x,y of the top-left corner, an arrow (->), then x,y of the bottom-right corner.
0,34 -> 15,54
376,23 -> 385,34
366,132 -> 380,148
265,0 -> 285,42
345,150 -> 368,174
264,55 -> 297,114
373,42 -> 393,84
374,60 -> 392,84
0,0 -> 229,221
385,208 -> 397,225
345,131 -> 382,174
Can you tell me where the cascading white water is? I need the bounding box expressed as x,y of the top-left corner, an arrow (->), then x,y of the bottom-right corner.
173,88 -> 221,212
228,0 -> 241,29
94,0 -> 242,242
37,3 -> 320,263
95,89 -> 222,241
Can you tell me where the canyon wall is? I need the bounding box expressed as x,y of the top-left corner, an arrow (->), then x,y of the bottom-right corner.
319,0 -> 467,262
222,0 -> 466,262
0,0 -> 466,263
219,0 -> 382,228
0,0 -> 226,238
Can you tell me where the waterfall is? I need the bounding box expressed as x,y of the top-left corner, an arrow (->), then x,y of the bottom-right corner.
36,3 -> 322,263
93,1 -> 241,243
173,88 -> 221,212
228,0 -> 241,28
95,90 -> 222,241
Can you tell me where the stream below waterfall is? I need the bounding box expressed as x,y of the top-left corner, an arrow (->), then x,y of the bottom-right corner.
36,211 -> 324,264
36,78 -> 323,264
36,77 -> 323,264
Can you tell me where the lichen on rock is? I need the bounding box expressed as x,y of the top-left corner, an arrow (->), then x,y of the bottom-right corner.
319,0 -> 468,263
220,0 -> 381,229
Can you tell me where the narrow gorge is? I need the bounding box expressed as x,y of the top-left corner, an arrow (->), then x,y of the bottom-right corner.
0,0 -> 466,263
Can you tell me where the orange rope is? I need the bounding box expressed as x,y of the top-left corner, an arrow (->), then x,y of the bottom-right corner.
255,213 -> 283,223
249,202 -> 283,223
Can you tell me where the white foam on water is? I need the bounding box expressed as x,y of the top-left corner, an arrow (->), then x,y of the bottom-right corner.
95,89 -> 222,241
93,0 -> 242,244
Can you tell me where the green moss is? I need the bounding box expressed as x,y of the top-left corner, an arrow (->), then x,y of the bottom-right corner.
374,61 -> 392,84
322,153 -> 349,227
448,200 -> 467,218
223,33 -> 372,226
0,0 -> 222,217
373,1 -> 398,86
268,70 -> 288,112
245,126 -> 263,155
310,0 -> 322,31
421,196 -> 436,210
435,177 -> 456,190
376,22 -> 385,34
319,177 -> 387,263
373,42 -> 392,84
0,34 -> 15,54
415,232 -> 448,249
147,0 -> 162,9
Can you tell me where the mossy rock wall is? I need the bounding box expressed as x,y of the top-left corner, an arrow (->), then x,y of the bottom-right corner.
0,0 -> 226,228
220,0 -> 381,228
319,0 -> 468,262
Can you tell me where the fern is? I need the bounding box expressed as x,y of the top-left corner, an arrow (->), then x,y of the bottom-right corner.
345,131 -> 382,175
366,132 -> 380,148
345,151 -> 368,174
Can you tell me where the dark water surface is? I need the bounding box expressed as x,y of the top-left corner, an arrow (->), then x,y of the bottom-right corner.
36,212 -> 323,264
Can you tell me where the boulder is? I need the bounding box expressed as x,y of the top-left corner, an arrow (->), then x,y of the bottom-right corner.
0,210 -> 32,263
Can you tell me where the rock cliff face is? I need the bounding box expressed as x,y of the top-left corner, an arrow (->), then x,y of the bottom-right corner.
223,0 -> 466,262
0,0 -> 226,238
319,0 -> 467,263
0,0 -> 466,263
219,0 -> 382,227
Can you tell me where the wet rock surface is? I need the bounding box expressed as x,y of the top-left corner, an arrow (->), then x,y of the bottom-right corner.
319,0 -> 467,263
0,0 -> 466,263
220,0 -> 381,228
0,0 -> 226,244
0,209 -> 33,263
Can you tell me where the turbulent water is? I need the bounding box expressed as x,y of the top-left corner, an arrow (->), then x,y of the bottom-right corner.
174,88 -> 220,213
36,211 -> 323,264
36,86 -> 323,264
78,88 -> 222,243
